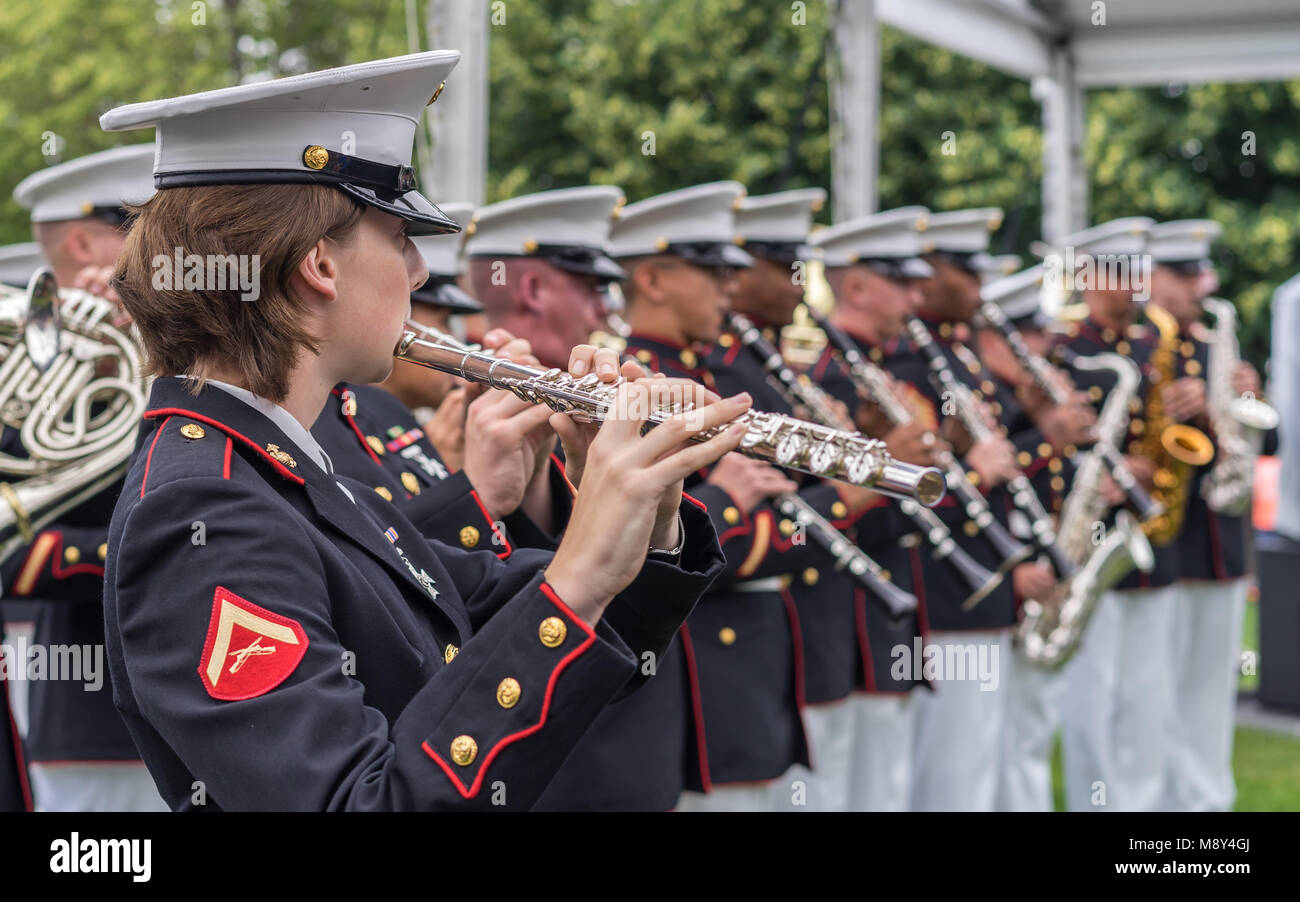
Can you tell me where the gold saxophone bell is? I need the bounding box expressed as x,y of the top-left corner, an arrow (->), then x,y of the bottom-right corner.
1159,422 -> 1215,467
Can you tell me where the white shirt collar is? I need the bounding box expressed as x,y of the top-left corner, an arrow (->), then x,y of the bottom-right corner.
202,378 -> 336,477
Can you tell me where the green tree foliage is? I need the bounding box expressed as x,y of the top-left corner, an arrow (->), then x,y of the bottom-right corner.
1,1 -> 1294,367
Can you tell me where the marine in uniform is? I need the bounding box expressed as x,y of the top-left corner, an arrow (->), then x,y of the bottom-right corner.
1,145 -> 166,812
728,189 -> 927,812
1052,217 -> 1190,811
1149,219 -> 1273,811
975,263 -> 1082,811
807,210 -> 955,811
453,186 -> 697,811
613,182 -> 831,811
93,51 -> 744,810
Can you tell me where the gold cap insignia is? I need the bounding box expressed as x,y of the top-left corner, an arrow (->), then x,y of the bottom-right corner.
303,145 -> 330,171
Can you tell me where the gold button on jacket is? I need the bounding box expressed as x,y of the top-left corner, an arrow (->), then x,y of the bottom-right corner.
539,616 -> 567,647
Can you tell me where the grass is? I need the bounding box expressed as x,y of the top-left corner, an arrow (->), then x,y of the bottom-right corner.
1047,597 -> 1299,811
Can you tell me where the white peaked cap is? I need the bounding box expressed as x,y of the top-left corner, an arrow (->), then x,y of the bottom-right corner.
463,186 -> 626,280
609,181 -> 754,267
1149,219 -> 1221,266
735,188 -> 826,260
982,253 -> 1023,284
13,144 -> 156,223
923,207 -> 1003,255
982,264 -> 1050,324
1048,217 -> 1155,259
99,52 -> 462,235
809,206 -> 933,277
0,243 -> 47,287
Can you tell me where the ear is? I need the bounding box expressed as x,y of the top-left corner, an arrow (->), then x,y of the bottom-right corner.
631,262 -> 665,306
516,267 -> 545,315
62,224 -> 96,268
843,268 -> 870,311
290,238 -> 341,308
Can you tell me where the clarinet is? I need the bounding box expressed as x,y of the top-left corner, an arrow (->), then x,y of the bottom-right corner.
724,312 -> 1004,610
979,301 -> 1160,521
770,492 -> 918,618
905,317 -> 1075,578
806,306 -> 1033,574
395,323 -> 946,505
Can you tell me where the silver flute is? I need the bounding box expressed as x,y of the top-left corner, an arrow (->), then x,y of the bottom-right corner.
394,322 -> 946,505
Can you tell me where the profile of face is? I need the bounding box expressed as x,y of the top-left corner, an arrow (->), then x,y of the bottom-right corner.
527,266 -> 608,369
920,256 -> 982,322
853,266 -> 921,342
1150,267 -> 1203,329
733,256 -> 804,327
322,206 -> 428,386
383,301 -> 458,409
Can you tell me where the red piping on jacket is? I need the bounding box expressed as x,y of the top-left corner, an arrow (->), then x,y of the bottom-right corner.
677,624 -> 712,792
421,582 -> 596,799
144,409 -> 306,485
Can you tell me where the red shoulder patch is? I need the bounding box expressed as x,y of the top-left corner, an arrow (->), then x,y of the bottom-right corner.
198,586 -> 309,701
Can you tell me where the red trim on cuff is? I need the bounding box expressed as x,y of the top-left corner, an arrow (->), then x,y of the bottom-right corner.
549,454 -> 577,498
421,582 -> 596,799
681,492 -> 707,512
144,408 -> 306,485
468,489 -> 512,560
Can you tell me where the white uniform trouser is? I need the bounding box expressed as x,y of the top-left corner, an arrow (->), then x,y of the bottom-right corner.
29,762 -> 168,812
1167,578 -> 1247,811
769,697 -> 853,811
848,693 -> 915,811
1062,585 -> 1177,811
997,645 -> 1067,811
676,783 -> 771,812
909,629 -> 1009,811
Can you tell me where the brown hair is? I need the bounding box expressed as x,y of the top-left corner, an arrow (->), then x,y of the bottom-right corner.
112,184 -> 366,401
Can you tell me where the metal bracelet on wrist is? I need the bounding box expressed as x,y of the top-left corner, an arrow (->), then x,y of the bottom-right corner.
647,512 -> 686,560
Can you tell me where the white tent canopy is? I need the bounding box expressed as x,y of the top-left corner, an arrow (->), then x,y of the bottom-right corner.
832,0 -> 1300,239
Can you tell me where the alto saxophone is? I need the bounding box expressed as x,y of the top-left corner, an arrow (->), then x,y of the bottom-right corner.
1200,297 -> 1278,515
0,270 -> 149,569
1015,353 -> 1157,668
393,323 -> 946,505
1133,303 -> 1214,545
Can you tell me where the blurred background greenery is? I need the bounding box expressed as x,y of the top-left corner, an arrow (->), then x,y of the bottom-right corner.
1,0 -> 1297,368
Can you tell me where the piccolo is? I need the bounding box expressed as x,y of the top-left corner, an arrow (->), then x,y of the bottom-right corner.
905,317 -> 1075,578
805,306 -> 1033,578
977,302 -> 1161,522
394,323 -> 946,506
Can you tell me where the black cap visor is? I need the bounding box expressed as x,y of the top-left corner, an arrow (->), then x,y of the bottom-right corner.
411,277 -> 483,313
338,184 -> 461,236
